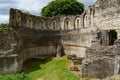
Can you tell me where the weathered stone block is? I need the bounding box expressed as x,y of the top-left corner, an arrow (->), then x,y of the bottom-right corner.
67,55 -> 76,60
0,54 -> 21,74
69,66 -> 79,71
82,58 -> 115,78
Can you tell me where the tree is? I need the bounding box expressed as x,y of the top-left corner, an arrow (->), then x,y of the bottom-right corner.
0,23 -> 7,28
41,0 -> 84,17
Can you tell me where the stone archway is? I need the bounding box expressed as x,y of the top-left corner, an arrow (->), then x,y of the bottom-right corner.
16,11 -> 21,26
64,18 -> 70,30
40,19 -> 45,29
51,19 -> 57,30
74,17 -> 81,29
27,17 -> 33,28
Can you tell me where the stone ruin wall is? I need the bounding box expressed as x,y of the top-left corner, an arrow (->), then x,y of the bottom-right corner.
9,8 -> 94,58
0,7 -> 95,74
92,0 -> 120,38
82,41 -> 120,78
9,8 -> 83,30
0,29 -> 22,74
80,0 -> 120,44
81,0 -> 120,78
2,0 -> 120,76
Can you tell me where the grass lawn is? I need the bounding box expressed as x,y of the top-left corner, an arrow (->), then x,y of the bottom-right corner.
0,56 -> 89,80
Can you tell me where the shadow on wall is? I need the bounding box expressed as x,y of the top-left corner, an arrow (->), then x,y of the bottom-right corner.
23,57 -> 52,73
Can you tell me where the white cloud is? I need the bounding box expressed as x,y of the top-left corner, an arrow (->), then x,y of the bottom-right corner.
0,15 -> 9,23
16,0 -> 52,15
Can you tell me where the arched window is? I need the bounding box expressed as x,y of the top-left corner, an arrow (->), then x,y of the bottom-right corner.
51,20 -> 57,30
53,22 -> 56,29
40,19 -> 45,29
28,18 -> 33,28
84,15 -> 87,28
75,17 -> 81,29
90,8 -> 94,25
16,11 -> 21,25
64,18 -> 70,30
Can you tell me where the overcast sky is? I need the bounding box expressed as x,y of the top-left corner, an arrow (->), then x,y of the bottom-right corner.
0,0 -> 97,23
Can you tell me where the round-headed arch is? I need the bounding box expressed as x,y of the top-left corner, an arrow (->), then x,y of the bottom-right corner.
74,16 -> 81,29
27,17 -> 33,28
16,10 -> 21,25
40,19 -> 45,29
51,19 -> 58,30
64,18 -> 70,30
83,13 -> 88,28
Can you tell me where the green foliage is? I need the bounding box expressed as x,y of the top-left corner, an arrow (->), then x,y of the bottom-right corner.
0,73 -> 29,80
111,77 -> 120,80
0,23 -> 7,28
41,0 -> 84,17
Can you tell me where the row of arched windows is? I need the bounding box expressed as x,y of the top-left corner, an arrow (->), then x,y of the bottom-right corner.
25,17 -> 81,30
15,11 -> 81,30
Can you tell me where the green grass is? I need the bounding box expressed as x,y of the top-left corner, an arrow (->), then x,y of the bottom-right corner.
0,56 -> 89,80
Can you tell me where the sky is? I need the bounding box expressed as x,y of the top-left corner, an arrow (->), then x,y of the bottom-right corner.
0,0 -> 97,23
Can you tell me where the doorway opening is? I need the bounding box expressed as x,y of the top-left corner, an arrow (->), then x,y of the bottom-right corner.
109,30 -> 117,45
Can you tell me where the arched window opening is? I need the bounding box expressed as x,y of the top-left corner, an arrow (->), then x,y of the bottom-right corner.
29,19 -> 33,28
53,21 -> 56,29
75,18 -> 80,29
64,18 -> 70,30
66,21 -> 69,29
51,19 -> 57,30
84,15 -> 87,28
40,20 -> 45,29
90,8 -> 94,25
16,13 -> 21,25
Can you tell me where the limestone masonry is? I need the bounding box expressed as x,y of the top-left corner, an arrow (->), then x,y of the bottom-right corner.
0,0 -> 120,79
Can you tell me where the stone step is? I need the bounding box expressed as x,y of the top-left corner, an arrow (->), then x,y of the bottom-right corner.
69,66 -> 80,71
67,55 -> 76,60
72,59 -> 82,65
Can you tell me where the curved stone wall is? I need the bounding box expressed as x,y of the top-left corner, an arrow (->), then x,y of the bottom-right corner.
3,0 -> 120,75
9,9 -> 84,30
